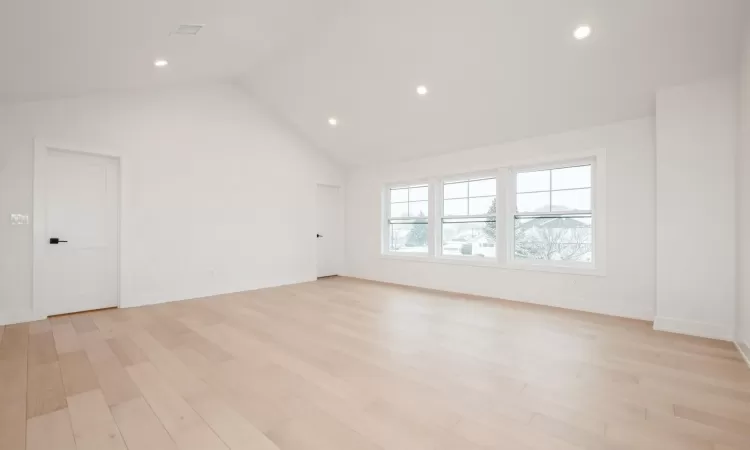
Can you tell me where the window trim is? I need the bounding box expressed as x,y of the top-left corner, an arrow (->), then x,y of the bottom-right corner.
506,157 -> 601,273
436,171 -> 499,261
382,180 -> 433,257
379,150 -> 606,276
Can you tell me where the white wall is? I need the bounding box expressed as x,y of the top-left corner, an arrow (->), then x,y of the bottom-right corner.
655,75 -> 738,341
738,18 -> 750,355
0,84 -> 342,325
345,118 -> 656,320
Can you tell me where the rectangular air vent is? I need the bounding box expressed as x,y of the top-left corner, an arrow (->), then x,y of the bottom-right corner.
171,24 -> 203,36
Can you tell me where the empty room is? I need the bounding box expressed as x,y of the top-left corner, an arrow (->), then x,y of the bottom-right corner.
2,0 -> 750,449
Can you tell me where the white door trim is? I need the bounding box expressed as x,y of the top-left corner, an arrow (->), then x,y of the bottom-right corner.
32,139 -> 123,316
316,183 -> 344,278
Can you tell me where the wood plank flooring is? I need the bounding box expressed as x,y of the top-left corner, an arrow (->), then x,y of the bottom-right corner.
1,276 -> 749,450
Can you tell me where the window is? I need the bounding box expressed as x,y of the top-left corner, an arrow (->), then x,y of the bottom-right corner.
380,152 -> 603,274
386,184 -> 429,253
513,164 -> 593,264
440,176 -> 496,258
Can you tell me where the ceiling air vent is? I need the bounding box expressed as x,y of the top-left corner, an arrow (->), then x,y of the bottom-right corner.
170,24 -> 203,36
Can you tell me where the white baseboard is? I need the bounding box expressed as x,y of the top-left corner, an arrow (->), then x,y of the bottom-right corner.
736,340 -> 750,369
121,277 -> 316,309
348,275 -> 653,321
1,278 -> 314,326
0,309 -> 47,327
653,316 -> 734,341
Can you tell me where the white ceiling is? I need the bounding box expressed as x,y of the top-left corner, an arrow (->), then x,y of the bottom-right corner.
1,0 -> 747,166
246,0 -> 747,165
0,0 -> 343,102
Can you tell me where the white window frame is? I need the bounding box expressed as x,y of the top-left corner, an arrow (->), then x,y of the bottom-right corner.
379,150 -> 606,276
436,171 -> 500,264
382,181 -> 433,257
506,157 -> 601,273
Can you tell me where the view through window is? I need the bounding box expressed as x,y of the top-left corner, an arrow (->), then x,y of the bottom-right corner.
387,184 -> 429,253
514,164 -> 593,263
441,177 -> 497,258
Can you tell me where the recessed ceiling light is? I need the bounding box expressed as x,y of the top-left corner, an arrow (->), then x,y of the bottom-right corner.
416,85 -> 428,96
154,59 -> 169,67
574,25 -> 592,40
328,117 -> 338,126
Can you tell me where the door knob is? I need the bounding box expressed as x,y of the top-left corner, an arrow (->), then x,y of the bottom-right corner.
317,234 -> 323,238
49,238 -> 68,244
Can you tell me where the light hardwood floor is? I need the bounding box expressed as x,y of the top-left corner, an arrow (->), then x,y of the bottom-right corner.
1,276 -> 750,450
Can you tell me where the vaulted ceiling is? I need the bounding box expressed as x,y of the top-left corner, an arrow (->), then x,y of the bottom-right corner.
0,0 -> 343,102
1,0 -> 747,165
246,0 -> 747,165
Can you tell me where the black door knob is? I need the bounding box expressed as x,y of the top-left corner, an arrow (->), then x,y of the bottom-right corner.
49,238 -> 68,244
317,234 -> 323,238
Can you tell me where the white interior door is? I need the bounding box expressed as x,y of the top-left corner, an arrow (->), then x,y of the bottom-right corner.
36,147 -> 119,316
316,185 -> 343,278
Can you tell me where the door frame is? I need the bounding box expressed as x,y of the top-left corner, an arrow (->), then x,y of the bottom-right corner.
32,139 -> 123,316
315,183 -> 344,278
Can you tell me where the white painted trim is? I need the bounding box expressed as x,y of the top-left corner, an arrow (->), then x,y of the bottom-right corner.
653,316 -> 735,341
380,149 -> 607,276
32,139 -> 123,317
736,340 -> 750,369
441,169 -> 499,184
382,179 -> 433,257
436,170 -> 500,262
506,152 -> 607,275
381,253 -> 496,269
347,275 -> 652,321
316,183 -> 345,278
500,260 -> 605,276
121,277 -> 314,309
0,310 -> 47,327
378,253 -> 606,276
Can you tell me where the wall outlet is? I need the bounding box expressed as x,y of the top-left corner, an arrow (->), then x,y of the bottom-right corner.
10,214 -> 30,225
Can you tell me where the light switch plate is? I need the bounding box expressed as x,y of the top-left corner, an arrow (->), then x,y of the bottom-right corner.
10,214 -> 30,225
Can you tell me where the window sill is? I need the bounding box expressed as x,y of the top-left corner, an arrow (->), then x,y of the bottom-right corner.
503,261 -> 604,277
379,253 -> 438,267
379,253 -> 605,276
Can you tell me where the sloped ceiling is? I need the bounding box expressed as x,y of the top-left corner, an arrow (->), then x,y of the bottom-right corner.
0,0 -> 344,102
245,0 -> 747,165
0,0 -> 746,166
